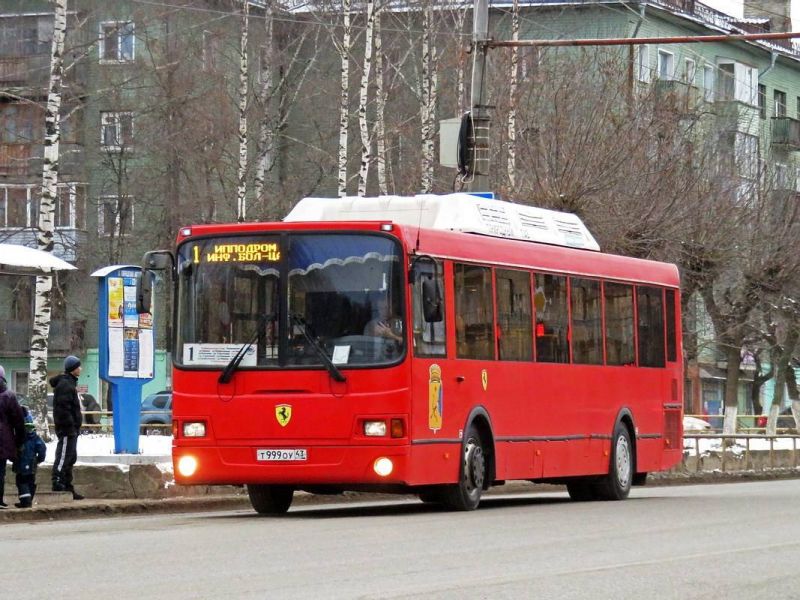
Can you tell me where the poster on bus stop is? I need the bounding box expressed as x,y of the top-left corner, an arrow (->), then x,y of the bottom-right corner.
106,273 -> 153,379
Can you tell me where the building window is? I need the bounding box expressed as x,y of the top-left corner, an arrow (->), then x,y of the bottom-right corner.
496,269 -> 532,361
775,90 -> 787,117
702,64 -> 714,101
0,186 -> 35,228
657,49 -> 674,80
683,58 -> 696,84
54,184 -> 86,229
99,21 -> 135,62
717,63 -> 735,101
98,196 -> 134,236
758,84 -> 766,119
100,112 -> 133,149
775,163 -> 790,190
636,45 -> 651,83
735,133 -> 759,180
0,103 -> 40,143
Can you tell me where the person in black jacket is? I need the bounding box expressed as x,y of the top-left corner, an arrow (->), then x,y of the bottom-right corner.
50,355 -> 84,500
0,365 -> 25,509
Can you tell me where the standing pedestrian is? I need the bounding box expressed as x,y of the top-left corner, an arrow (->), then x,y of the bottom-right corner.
50,355 -> 84,500
0,364 -> 25,509
13,407 -> 46,508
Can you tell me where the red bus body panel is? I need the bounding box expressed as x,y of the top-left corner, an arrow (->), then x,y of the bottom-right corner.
172,221 -> 683,488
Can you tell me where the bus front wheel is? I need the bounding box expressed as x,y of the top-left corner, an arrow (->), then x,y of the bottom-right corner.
595,423 -> 633,501
247,484 -> 294,515
443,425 -> 486,511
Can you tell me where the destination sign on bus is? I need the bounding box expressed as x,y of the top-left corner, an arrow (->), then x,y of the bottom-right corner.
191,242 -> 281,264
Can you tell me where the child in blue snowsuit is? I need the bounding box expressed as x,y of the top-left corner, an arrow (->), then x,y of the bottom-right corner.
13,409 -> 47,509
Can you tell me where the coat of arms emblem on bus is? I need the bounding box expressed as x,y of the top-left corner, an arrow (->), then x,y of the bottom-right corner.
481,369 -> 488,391
275,404 -> 292,427
428,364 -> 443,432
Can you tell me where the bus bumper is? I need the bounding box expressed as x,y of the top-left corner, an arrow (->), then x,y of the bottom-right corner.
172,443 -> 411,486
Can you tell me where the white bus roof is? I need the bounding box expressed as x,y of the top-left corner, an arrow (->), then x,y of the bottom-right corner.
284,193 -> 600,251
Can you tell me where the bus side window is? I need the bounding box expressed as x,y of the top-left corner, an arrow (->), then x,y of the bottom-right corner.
534,274 -> 569,363
455,264 -> 495,360
637,286 -> 665,367
665,289 -> 677,362
570,277 -> 603,365
604,282 -> 635,366
496,269 -> 532,361
413,261 -> 446,358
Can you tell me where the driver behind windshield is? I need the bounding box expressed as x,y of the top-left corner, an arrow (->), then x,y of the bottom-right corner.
363,296 -> 403,343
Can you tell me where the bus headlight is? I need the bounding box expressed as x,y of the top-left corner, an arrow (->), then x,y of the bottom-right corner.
373,457 -> 393,477
177,455 -> 198,477
183,422 -> 206,437
364,421 -> 387,437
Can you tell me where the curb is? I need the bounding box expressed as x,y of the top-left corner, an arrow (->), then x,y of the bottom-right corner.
3,468 -> 800,523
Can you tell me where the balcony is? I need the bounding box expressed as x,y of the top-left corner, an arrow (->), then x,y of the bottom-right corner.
654,79 -> 698,115
771,117 -> 800,150
0,229 -> 85,263
0,144 -> 33,176
0,318 -> 86,356
0,54 -> 49,87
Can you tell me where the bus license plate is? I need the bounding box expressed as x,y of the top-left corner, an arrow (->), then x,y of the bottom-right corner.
256,449 -> 308,462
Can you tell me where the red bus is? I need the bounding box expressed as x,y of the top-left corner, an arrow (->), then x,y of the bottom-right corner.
139,194 -> 683,513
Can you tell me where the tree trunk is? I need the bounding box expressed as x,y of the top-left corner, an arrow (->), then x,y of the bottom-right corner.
337,0 -> 353,197
236,0 -> 250,222
28,0 -> 67,439
374,11 -> 388,195
419,3 -> 436,193
254,0 -> 275,204
507,0 -> 520,191
768,326 -> 798,434
722,343 -> 741,434
357,0 -> 376,196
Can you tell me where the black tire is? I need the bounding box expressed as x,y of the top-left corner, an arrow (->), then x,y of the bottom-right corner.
595,423 -> 633,501
247,484 -> 294,515
566,480 -> 596,501
442,425 -> 486,511
418,489 -> 444,504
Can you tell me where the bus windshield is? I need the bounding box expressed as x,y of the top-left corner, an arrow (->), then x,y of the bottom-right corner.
175,232 -> 405,369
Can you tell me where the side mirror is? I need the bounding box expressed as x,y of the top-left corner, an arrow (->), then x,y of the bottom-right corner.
143,250 -> 173,271
422,277 -> 443,323
136,271 -> 153,314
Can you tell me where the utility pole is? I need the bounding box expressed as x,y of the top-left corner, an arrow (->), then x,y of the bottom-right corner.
468,0 -> 490,193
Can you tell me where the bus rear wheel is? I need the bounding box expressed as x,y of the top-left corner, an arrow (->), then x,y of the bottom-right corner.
595,423 -> 633,501
442,425 -> 486,511
247,484 -> 294,515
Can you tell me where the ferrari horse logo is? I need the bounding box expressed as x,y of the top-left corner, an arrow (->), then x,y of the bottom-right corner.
275,404 -> 292,427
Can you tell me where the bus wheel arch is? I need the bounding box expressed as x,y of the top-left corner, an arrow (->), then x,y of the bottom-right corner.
442,408 -> 496,511
597,411 -> 635,501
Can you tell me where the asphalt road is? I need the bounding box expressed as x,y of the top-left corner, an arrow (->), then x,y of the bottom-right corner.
3,480 -> 800,600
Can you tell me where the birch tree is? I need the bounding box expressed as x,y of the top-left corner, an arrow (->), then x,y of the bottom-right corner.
357,0 -> 376,196
419,2 -> 437,193
337,0 -> 353,197
28,0 -> 67,437
374,8 -> 389,194
254,0 -> 275,203
506,0 -> 520,191
236,0 -> 250,221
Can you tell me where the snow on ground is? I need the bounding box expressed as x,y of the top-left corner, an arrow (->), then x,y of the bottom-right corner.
43,434 -> 172,465
683,435 -> 800,456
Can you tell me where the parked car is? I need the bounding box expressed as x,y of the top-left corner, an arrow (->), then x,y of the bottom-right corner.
756,408 -> 797,431
140,390 -> 172,435
683,416 -> 711,432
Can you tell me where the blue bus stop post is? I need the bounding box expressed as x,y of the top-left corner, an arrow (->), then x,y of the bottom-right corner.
92,265 -> 155,454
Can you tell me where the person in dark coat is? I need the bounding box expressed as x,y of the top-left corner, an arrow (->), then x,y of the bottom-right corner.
50,355 -> 84,500
0,364 -> 25,509
12,407 -> 46,508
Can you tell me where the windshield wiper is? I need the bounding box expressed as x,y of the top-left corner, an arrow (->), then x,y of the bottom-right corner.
291,314 -> 346,383
218,313 -> 274,384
